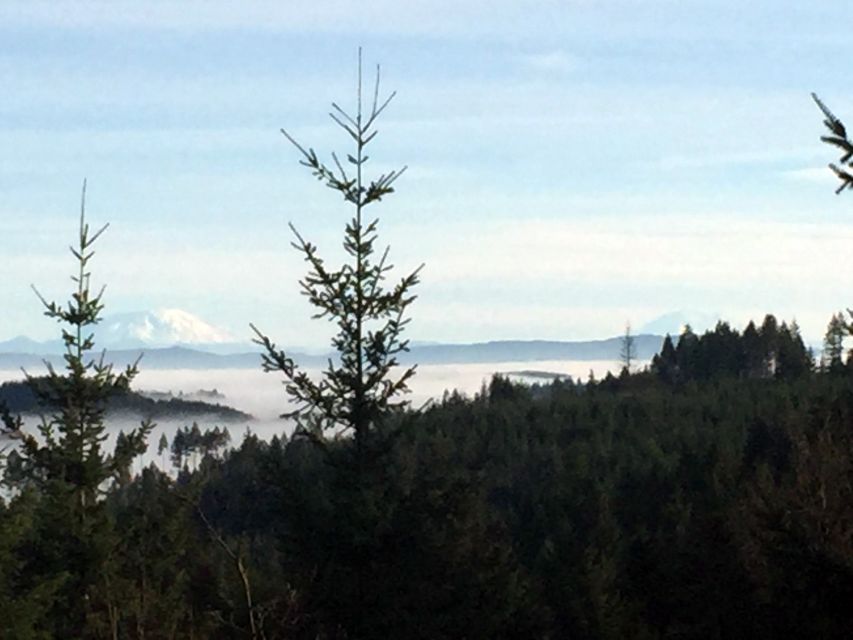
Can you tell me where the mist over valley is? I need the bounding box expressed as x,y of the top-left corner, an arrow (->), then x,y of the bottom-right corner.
0,357 -> 643,465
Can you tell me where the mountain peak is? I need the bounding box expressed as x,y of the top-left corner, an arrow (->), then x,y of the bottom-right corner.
98,309 -> 236,347
639,310 -> 721,337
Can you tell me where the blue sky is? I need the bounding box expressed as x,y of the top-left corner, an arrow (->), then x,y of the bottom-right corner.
1,1 -> 853,347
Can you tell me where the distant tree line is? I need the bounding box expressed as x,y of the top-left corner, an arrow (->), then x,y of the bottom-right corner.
649,315 -> 813,384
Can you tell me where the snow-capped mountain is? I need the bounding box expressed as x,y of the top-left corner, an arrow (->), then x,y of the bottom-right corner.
96,309 -> 238,349
640,310 -> 721,337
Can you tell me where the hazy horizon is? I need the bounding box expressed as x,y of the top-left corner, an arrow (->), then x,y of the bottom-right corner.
0,311 -> 703,350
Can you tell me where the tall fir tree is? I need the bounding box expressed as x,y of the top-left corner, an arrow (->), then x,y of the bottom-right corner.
16,183 -> 152,636
248,50 -> 439,638
618,321 -> 636,374
252,49 -> 422,457
651,334 -> 678,383
821,311 -> 847,372
741,320 -> 766,378
776,320 -> 813,379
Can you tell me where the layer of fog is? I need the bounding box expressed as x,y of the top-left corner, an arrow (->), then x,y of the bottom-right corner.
0,359 -> 637,469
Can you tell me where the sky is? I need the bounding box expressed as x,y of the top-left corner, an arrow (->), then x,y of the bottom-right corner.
2,1 -> 853,348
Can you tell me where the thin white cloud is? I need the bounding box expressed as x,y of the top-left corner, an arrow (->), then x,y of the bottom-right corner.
418,215 -> 853,286
519,50 -> 578,73
658,147 -> 820,171
0,0 -> 833,44
0,1 -> 581,37
5,211 -> 852,345
783,166 -> 836,185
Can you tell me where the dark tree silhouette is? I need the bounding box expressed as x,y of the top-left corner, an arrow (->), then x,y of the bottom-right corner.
812,92 -> 853,193
619,321 -> 636,373
252,50 -> 422,458
15,182 -> 152,635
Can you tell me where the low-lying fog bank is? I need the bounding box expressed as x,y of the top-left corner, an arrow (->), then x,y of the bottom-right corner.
0,359 -> 641,467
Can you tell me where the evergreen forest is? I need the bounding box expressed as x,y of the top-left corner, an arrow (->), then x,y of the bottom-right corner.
0,65 -> 852,639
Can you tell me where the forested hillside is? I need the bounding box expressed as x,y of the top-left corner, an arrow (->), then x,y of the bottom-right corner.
0,377 -> 251,422
2,318 -> 853,638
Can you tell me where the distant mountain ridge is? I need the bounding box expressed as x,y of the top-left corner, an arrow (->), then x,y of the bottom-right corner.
2,306 -> 678,366
0,335 -> 666,370
3,307 -> 721,362
404,335 -> 664,365
0,308 -> 255,356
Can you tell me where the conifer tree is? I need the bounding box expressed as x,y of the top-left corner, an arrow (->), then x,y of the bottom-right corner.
252,49 -> 422,457
759,314 -> 781,376
618,321 -> 636,373
107,466 -> 204,639
16,182 -> 152,635
0,401 -> 23,448
812,93 -> 853,193
821,311 -> 847,372
158,432 -> 169,470
742,320 -> 765,378
674,324 -> 699,377
651,334 -> 677,383
775,320 -> 813,379
21,183 -> 151,497
251,50 -> 427,638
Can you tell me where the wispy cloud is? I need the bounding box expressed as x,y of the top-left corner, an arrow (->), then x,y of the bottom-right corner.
518,50 -> 578,73
0,1 -> 590,38
783,166 -> 836,185
658,147 -> 820,171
